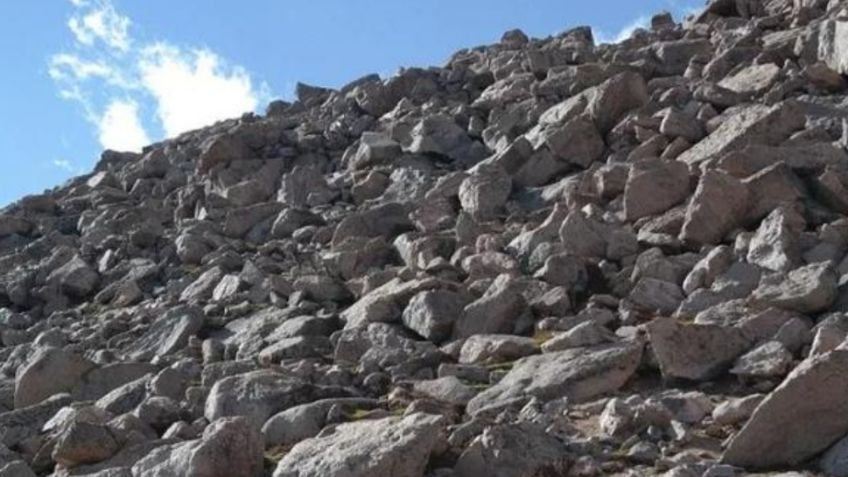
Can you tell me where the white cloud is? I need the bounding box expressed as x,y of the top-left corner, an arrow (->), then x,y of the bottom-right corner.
97,99 -> 150,152
596,15 -> 650,44
139,44 -> 263,137
67,0 -> 131,51
50,0 -> 270,156
53,158 -> 75,171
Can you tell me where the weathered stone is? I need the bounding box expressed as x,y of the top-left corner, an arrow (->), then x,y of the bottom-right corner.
752,263 -> 837,314
401,290 -> 467,344
588,72 -> 649,133
15,348 -> 95,408
458,334 -> 539,364
680,171 -> 749,246
624,159 -> 691,221
646,317 -> 753,381
677,101 -> 804,166
454,275 -> 527,339
273,413 -> 445,477
458,165 -> 511,219
466,341 -> 643,413
123,307 -> 204,361
132,417 -> 263,477
723,349 -> 848,468
204,370 -> 350,429
454,423 -> 571,477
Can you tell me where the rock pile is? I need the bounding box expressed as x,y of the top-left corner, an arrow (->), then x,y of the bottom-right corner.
2,0 -> 848,475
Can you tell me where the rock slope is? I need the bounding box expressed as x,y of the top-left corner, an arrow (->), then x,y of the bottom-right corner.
2,0 -> 848,476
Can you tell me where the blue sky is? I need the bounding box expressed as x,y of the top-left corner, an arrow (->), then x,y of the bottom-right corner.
0,0 -> 703,206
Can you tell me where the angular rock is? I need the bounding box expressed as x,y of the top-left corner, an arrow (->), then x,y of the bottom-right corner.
624,159 -> 691,221
646,317 -> 753,381
723,349 -> 848,468
680,170 -> 749,246
15,347 -> 96,408
466,341 -> 643,413
273,413 -> 445,477
752,263 -> 837,314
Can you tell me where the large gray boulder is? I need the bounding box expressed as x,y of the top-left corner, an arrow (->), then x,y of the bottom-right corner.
204,370 -> 351,429
132,417 -> 263,477
273,413 -> 446,477
466,341 -> 643,413
15,347 -> 96,408
646,317 -> 753,382
723,349 -> 848,468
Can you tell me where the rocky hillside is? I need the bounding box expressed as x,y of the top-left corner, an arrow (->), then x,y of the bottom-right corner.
2,0 -> 848,476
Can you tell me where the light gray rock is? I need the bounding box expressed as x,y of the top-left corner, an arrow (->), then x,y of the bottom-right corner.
453,275 -> 527,339
680,170 -> 749,246
458,334 -> 539,364
730,341 -> 794,380
132,417 -> 263,477
588,71 -> 649,133
454,422 -> 571,477
123,307 -> 204,361
723,349 -> 848,468
458,165 -> 511,219
262,398 -> 378,448
401,290 -> 467,344
466,341 -> 643,413
677,101 -> 804,166
646,317 -> 753,381
624,159 -> 691,221
204,370 -> 351,429
15,347 -> 95,408
48,255 -> 100,298
752,263 -> 837,314
272,413 -> 445,477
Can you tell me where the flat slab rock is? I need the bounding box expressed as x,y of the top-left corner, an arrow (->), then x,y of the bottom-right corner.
723,349 -> 848,469
272,413 -> 446,477
466,341 -> 643,414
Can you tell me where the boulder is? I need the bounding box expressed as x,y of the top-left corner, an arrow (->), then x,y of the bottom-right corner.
751,263 -> 837,314
273,413 -> 445,477
680,171 -> 749,246
15,348 -> 96,408
723,349 -> 848,468
646,317 -> 753,381
624,159 -> 691,221
466,341 -> 643,413
132,417 -> 263,477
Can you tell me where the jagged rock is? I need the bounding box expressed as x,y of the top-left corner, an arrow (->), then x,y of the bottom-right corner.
752,263 -> 837,314
52,419 -> 119,467
47,255 -> 100,298
204,370 -> 350,428
730,341 -> 794,380
719,63 -> 782,96
723,349 -> 848,468
458,334 -> 538,364
341,277 -> 443,328
454,275 -> 527,339
454,423 -> 571,477
458,165 -> 511,219
401,290 -> 467,344
123,307 -> 205,361
588,71 -> 649,133
624,159 -> 691,221
0,215 -> 32,237
197,134 -> 250,173
677,101 -> 804,166
272,413 -> 445,477
646,317 -> 753,381
132,417 -> 263,477
466,341 -> 643,413
680,170 -> 749,246
262,398 -> 379,448
747,207 -> 801,273
15,347 -> 96,408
